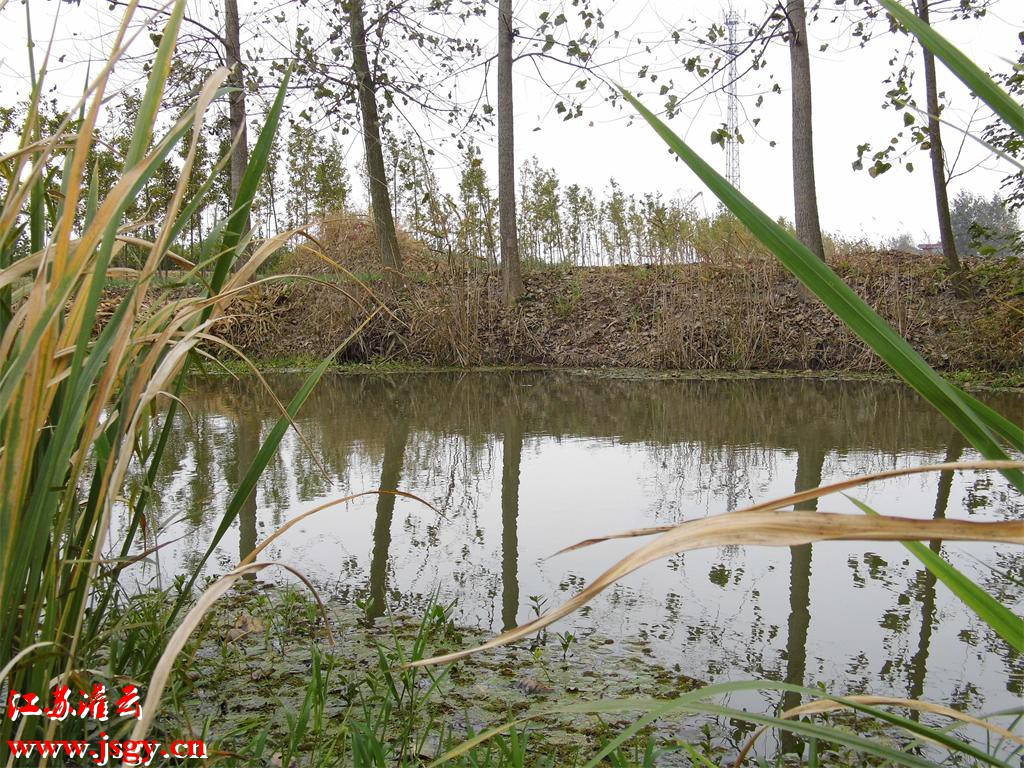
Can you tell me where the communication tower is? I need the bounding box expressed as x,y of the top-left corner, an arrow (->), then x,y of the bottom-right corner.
725,8 -> 741,189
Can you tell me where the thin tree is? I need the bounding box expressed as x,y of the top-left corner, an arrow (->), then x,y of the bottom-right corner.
498,0 -> 523,304
916,0 -> 961,274
347,0 -> 403,286
786,1 -> 826,261
847,0 -> 984,275
224,0 -> 250,232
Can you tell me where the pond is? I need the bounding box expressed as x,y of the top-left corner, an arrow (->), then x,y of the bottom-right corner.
125,371 -> 1023,717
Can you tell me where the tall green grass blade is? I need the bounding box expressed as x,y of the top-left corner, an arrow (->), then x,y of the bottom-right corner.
848,495 -> 1024,652
828,695 -> 1017,767
957,390 -> 1024,450
435,680 -> 999,768
621,89 -> 1024,495
70,1 -> 187,369
167,313 -> 378,628
879,0 -> 1024,137
85,157 -> 100,228
210,67 -> 291,296
0,120 -> 193,421
123,1 -> 184,169
166,111 -> 233,249
695,700 -> 1011,768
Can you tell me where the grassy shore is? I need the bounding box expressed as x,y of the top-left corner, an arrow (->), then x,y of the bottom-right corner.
197,253 -> 1023,381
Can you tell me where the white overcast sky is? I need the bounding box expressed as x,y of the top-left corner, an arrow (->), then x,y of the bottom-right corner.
0,0 -> 1020,242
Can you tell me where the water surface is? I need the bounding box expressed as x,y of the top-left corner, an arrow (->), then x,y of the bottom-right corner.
126,371 -> 1023,715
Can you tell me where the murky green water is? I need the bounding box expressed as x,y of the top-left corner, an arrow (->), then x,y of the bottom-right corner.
128,371 -> 1023,714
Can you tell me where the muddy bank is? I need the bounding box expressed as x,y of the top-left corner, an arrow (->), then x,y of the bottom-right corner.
217,252 -> 1022,375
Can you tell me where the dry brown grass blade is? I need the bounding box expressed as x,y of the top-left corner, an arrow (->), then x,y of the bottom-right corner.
0,249 -> 44,288
300,231 -> 403,324
555,460 -> 1024,556
112,236 -> 192,270
128,561 -> 330,742
0,300 -> 29,361
137,67 -> 228,286
0,643 -> 56,682
191,331 -> 334,481
238,489 -> 441,566
733,695 -> 1024,767
222,227 -> 307,294
408,509 -> 1024,668
102,534 -> 187,573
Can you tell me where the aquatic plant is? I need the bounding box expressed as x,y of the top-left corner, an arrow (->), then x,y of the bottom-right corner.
414,2 -> 1024,764
0,0 -> 373,750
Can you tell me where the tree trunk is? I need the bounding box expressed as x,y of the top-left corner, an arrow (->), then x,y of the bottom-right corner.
787,1 -> 826,261
779,441 -> 825,755
917,0 -> 962,274
498,0 -> 523,304
367,414 -> 409,620
224,0 -> 250,233
500,413 -> 522,632
348,0 -> 402,285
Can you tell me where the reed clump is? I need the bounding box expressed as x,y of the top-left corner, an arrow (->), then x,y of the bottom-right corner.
0,0 -> 346,751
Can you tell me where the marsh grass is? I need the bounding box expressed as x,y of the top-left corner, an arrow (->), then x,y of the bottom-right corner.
129,585 -> 683,767
1,0 -> 1021,766
0,0 -> 377,754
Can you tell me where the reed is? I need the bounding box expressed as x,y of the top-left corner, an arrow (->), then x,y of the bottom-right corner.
0,0 -> 360,750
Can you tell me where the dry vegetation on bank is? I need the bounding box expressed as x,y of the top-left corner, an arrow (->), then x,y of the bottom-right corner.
214,223 -> 1023,375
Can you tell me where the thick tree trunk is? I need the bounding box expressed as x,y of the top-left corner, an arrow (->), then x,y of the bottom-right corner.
224,0 -> 249,233
498,0 -> 523,304
786,1 -> 826,261
348,0 -> 402,285
917,1 -> 962,275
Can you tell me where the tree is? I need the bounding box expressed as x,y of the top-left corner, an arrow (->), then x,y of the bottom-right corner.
286,122 -> 350,228
347,0 -> 403,286
518,157 -> 562,263
253,129 -> 281,237
602,179 -> 631,262
950,191 -> 1021,258
562,184 -> 598,266
388,133 -> 451,256
983,34 -> 1024,211
290,0 -> 488,283
916,0 -> 960,274
457,142 -> 497,264
312,135 -> 350,219
846,0 -> 990,274
286,121 -> 316,227
176,118 -> 212,254
498,0 -> 523,303
224,0 -> 250,233
785,1 -> 826,261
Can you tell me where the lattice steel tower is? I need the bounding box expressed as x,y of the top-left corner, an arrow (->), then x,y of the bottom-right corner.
725,7 -> 741,189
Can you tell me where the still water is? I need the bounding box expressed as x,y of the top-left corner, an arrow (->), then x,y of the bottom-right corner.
126,371 -> 1023,713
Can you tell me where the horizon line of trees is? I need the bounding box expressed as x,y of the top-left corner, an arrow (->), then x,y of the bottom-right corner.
2,92 -> 1019,270
2,0 -> 1022,281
